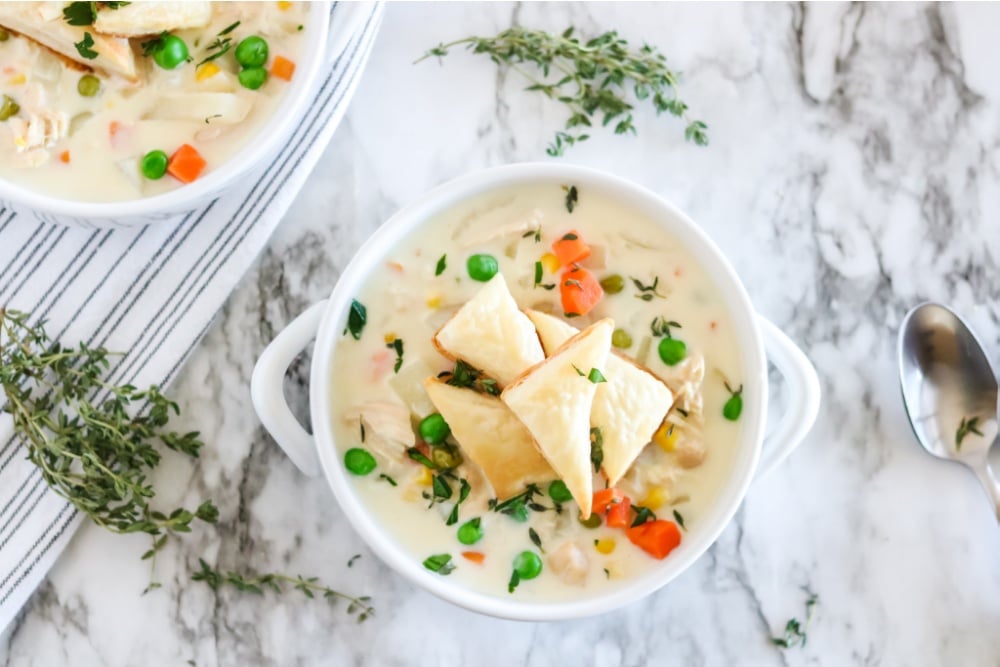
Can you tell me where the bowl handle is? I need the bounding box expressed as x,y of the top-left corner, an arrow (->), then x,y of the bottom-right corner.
754,316 -> 821,479
250,300 -> 328,477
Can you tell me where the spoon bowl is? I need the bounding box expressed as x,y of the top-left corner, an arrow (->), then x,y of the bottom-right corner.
898,302 -> 1000,520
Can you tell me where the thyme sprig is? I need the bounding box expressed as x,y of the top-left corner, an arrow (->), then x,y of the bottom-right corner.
955,415 -> 983,451
417,26 -> 708,156
192,559 -> 374,622
0,308 -> 219,588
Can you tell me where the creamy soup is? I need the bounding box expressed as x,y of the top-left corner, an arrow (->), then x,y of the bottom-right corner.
0,1 -> 307,202
330,183 -> 745,600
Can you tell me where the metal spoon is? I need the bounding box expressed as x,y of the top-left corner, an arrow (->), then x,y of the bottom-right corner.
898,302 -> 1000,521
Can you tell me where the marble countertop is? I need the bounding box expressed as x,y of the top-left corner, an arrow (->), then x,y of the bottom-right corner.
4,2 -> 1000,665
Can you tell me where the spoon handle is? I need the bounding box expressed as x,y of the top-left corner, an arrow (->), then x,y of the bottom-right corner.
973,463 -> 1000,523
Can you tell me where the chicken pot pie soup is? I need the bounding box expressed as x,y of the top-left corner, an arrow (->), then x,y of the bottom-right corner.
331,183 -> 745,600
0,1 -> 307,202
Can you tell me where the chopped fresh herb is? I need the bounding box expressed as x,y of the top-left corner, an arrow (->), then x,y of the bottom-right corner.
631,276 -> 666,301
590,427 -> 604,473
564,278 -> 583,289
572,365 -> 585,376
444,360 -> 501,395
561,232 -> 579,241
344,299 -> 366,339
673,509 -> 686,530
447,478 -> 472,526
603,567 -> 610,579
532,261 -> 555,290
587,368 -> 607,384
359,423 -> 365,442
956,415 -> 983,450
650,316 -> 681,338
378,474 -> 397,487
435,254 -> 447,276
141,32 -> 168,57
422,553 -> 455,575
197,21 -> 241,66
723,382 -> 743,421
406,447 -> 438,469
508,569 -> 521,593
63,1 -> 97,26
529,527 -> 544,553
676,407 -> 689,418
347,554 -> 361,567
565,312 -> 581,318
631,505 -> 657,527
204,114 -> 223,124
771,594 -> 818,649
75,32 -> 98,59
386,338 -> 404,373
563,185 -> 579,213
431,474 -> 453,502
490,484 -> 551,521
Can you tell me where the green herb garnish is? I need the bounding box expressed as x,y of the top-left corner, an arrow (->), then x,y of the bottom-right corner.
631,505 -> 657,527
347,554 -> 361,567
529,527 -> 544,553
193,559 -> 373,621
345,299 -> 366,339
443,360 -> 500,396
75,32 -> 98,60
632,276 -> 666,301
533,261 -> 555,290
563,185 -> 578,213
197,21 -> 241,66
435,254 -> 447,276
417,27 -> 707,156
590,426 -> 604,473
771,594 -> 818,649
446,478 -> 472,526
650,316 -> 681,338
378,473 -> 397,487
422,553 -> 456,575
386,337 -> 404,373
587,368 -> 606,384
406,447 -> 438,469
672,509 -> 686,530
489,483 -> 554,521
572,365 -> 585,376
63,1 -> 97,26
956,415 -> 983,450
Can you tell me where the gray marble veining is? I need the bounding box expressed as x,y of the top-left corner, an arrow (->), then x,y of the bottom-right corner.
3,2 -> 1000,665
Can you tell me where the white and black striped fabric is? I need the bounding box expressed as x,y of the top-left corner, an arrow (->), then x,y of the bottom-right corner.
0,1 -> 382,633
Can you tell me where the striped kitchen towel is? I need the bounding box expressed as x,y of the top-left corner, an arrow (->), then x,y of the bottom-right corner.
0,1 -> 382,633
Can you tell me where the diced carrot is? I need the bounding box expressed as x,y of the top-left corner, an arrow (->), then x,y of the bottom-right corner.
461,551 -> 486,564
551,230 -> 591,266
167,143 -> 206,183
605,495 -> 631,529
59,150 -> 70,163
626,519 -> 682,559
560,266 -> 603,317
592,487 -> 626,515
271,55 -> 296,81
386,261 -> 404,273
109,121 -> 122,138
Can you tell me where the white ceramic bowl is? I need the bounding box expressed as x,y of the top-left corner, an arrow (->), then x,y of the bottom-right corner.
251,163 -> 821,621
0,1 -> 369,229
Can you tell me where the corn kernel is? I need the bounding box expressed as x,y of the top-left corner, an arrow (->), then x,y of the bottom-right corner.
426,293 -> 442,309
654,422 -> 678,452
384,333 -> 396,344
595,538 -> 616,554
540,252 -> 560,274
8,73 -> 25,85
196,62 -> 220,82
415,466 -> 433,486
641,487 -> 669,510
277,0 -> 292,9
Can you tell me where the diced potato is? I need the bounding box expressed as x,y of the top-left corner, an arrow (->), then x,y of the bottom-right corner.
389,357 -> 437,419
548,542 -> 589,586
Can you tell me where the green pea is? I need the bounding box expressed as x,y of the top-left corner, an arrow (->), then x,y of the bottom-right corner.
140,150 -> 169,180
579,513 -> 603,529
658,337 -> 687,366
152,34 -> 189,70
457,517 -> 483,545
238,66 -> 268,90
466,254 -> 499,282
431,446 -> 462,470
548,480 -> 573,503
512,551 -> 542,580
344,448 -> 376,475
611,328 -> 632,349
235,35 -> 269,67
0,95 -> 19,121
419,413 -> 450,444
723,393 -> 743,421
77,74 -> 101,97
599,274 -> 625,294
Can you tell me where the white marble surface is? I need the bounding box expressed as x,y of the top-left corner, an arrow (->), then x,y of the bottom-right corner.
4,2 -> 1000,665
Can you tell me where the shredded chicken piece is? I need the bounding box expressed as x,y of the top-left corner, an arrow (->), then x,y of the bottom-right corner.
548,542 -> 589,586
344,401 -> 415,461
8,110 -> 68,152
659,354 -> 705,423
454,208 -> 544,247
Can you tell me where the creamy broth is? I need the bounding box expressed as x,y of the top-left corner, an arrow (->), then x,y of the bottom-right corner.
0,2 -> 307,202
330,183 -> 744,600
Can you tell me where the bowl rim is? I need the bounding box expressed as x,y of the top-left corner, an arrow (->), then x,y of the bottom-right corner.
310,163 -> 768,621
0,1 -> 331,215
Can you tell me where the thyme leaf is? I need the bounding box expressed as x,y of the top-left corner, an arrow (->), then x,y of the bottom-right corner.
955,415 -> 984,450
